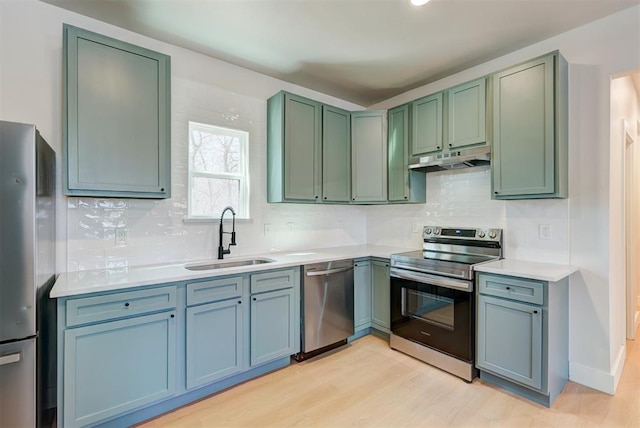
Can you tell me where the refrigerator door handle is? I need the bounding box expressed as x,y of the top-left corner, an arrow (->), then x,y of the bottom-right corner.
0,352 -> 21,366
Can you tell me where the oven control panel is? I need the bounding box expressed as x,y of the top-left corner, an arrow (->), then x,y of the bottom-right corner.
423,226 -> 502,242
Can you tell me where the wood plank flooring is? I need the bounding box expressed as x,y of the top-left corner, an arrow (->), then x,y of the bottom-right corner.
140,335 -> 640,427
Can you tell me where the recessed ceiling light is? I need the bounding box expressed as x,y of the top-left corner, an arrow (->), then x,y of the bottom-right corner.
410,0 -> 431,5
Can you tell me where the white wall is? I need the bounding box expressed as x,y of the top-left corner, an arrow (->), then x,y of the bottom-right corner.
0,0 -> 367,272
610,73 -> 640,388
368,6 -> 640,393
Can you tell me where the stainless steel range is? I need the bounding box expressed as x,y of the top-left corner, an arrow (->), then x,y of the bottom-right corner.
389,226 -> 503,382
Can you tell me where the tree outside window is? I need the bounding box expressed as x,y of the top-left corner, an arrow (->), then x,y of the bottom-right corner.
188,122 -> 249,218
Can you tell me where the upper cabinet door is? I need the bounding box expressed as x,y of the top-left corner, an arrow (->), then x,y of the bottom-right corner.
492,53 -> 567,199
388,104 -> 410,202
411,92 -> 443,156
351,111 -> 388,202
63,25 -> 171,199
322,105 -> 351,202
448,78 -> 487,150
283,94 -> 322,201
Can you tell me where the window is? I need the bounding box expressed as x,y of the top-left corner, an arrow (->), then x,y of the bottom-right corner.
188,122 -> 249,219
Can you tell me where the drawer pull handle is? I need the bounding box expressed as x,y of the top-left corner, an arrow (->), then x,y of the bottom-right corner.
505,287 -> 511,290
124,302 -> 130,307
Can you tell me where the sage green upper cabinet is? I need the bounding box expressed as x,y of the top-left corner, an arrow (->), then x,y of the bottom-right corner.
448,78 -> 487,150
267,91 -> 322,203
63,24 -> 171,199
411,93 -> 443,156
351,111 -> 388,202
492,52 -> 568,199
322,105 -> 351,202
411,78 -> 488,158
388,104 -> 426,203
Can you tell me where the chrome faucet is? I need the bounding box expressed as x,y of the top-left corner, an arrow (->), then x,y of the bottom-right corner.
218,206 -> 237,259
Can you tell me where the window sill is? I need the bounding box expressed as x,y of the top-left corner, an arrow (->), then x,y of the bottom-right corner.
183,217 -> 253,224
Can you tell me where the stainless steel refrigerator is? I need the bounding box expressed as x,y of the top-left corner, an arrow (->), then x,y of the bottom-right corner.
0,121 -> 56,428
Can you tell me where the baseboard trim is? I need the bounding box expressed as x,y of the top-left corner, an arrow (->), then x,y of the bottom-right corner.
569,344 -> 626,395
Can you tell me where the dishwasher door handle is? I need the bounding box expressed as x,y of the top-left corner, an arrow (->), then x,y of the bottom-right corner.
305,266 -> 354,277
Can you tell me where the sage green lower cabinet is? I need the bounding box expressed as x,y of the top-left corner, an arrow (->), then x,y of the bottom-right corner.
57,267 -> 301,427
354,259 -> 372,331
186,299 -> 244,390
492,52 -> 568,199
250,287 -> 296,366
388,104 -> 426,203
63,311 -> 177,428
371,260 -> 391,332
476,272 -> 568,407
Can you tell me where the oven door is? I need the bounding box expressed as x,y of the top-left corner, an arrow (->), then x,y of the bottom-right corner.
390,268 -> 474,362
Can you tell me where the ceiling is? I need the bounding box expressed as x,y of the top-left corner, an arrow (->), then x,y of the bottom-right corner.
41,0 -> 639,106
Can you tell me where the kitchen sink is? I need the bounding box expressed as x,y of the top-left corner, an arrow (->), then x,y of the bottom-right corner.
184,258 -> 275,271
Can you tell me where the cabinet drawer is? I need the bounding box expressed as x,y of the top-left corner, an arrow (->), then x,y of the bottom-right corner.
186,276 -> 243,306
250,269 -> 295,294
66,286 -> 177,327
478,274 -> 544,305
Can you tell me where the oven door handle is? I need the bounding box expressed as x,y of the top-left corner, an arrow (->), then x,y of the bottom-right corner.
390,267 -> 472,292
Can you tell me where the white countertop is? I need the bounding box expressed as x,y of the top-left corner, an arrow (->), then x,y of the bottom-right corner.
474,259 -> 578,282
51,245 -> 414,298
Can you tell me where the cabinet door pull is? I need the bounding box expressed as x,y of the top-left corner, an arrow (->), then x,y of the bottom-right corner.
253,297 -> 257,301
505,287 -> 511,290
238,300 -> 242,304
170,314 -> 175,318
124,302 -> 130,307
533,310 -> 538,314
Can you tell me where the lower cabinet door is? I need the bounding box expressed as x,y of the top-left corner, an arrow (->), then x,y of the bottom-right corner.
371,260 -> 390,331
354,260 -> 372,329
186,299 -> 244,390
250,288 -> 295,366
63,311 -> 177,428
477,294 -> 543,390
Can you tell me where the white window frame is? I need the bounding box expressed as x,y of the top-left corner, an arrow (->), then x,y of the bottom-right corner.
187,121 -> 250,219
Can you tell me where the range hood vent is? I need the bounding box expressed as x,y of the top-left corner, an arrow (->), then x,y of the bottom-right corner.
409,146 -> 491,173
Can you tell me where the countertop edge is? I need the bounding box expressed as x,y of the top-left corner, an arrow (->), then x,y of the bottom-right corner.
51,245 -> 411,299
474,259 -> 579,282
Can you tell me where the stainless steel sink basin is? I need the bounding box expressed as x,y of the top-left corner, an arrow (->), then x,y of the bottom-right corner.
184,258 -> 275,271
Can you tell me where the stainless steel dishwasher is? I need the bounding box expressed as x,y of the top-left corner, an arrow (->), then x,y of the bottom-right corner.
295,259 -> 354,361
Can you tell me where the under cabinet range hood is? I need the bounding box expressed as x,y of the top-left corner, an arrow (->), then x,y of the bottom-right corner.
409,146 -> 491,172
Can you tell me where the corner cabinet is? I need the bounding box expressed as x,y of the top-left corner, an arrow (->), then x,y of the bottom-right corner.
63,24 -> 171,199
476,272 -> 568,407
351,111 -> 388,202
492,52 -> 568,199
388,104 -> 426,203
267,92 -> 322,202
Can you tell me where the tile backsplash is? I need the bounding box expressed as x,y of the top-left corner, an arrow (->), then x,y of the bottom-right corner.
66,78 -> 570,272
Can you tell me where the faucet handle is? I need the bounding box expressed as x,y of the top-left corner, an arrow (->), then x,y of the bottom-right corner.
231,231 -> 237,246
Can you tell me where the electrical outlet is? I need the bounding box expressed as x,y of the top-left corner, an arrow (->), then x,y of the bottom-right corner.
338,221 -> 343,231
264,223 -> 272,236
287,222 -> 294,232
115,228 -> 128,245
539,224 -> 552,240
412,222 -> 420,233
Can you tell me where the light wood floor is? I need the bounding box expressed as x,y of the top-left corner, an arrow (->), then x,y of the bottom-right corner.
140,335 -> 640,427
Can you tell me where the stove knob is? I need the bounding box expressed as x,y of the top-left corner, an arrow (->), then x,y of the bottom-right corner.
478,231 -> 486,238
425,227 -> 433,235
434,228 -> 441,235
489,231 -> 497,239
